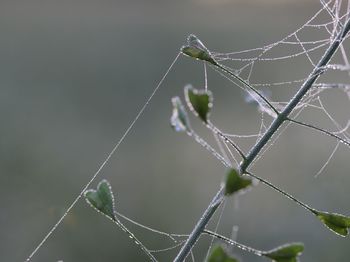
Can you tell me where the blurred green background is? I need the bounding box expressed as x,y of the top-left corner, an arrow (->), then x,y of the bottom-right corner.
1,0 -> 350,261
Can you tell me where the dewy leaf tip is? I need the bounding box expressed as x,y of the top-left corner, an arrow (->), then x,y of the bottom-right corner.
181,34 -> 218,65
263,242 -> 304,262
170,96 -> 192,134
315,210 -> 350,237
184,85 -> 213,123
84,179 -> 116,221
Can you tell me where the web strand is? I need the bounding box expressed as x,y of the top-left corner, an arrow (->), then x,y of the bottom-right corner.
24,52 -> 181,262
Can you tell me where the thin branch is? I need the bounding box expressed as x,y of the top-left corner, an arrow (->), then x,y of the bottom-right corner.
245,172 -> 315,214
174,187 -> 225,261
313,83 -> 350,89
215,63 -> 280,116
203,229 -> 263,256
287,118 -> 350,147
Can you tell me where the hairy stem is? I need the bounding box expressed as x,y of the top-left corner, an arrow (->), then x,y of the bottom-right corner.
174,17 -> 350,262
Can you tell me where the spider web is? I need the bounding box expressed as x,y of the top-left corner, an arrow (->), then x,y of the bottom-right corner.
202,0 -> 350,176
26,0 -> 350,261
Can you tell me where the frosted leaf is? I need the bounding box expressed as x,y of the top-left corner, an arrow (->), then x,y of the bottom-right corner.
84,180 -> 116,221
263,242 -> 304,262
184,85 -> 213,123
245,89 -> 277,118
181,34 -> 218,65
170,96 -> 192,134
315,211 -> 350,237
224,169 -> 252,196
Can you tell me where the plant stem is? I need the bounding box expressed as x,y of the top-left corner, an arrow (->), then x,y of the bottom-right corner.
203,229 -> 263,256
216,63 -> 280,116
173,187 -> 225,261
287,118 -> 350,147
245,172 -> 314,214
174,17 -> 350,262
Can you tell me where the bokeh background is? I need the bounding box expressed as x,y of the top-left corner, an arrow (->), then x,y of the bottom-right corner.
1,0 -> 350,261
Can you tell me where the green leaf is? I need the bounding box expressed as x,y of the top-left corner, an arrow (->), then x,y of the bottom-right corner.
84,179 -> 116,221
170,96 -> 192,134
263,243 -> 304,262
181,34 -> 218,65
207,245 -> 239,262
184,85 -> 213,123
224,169 -> 252,196
315,211 -> 350,237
